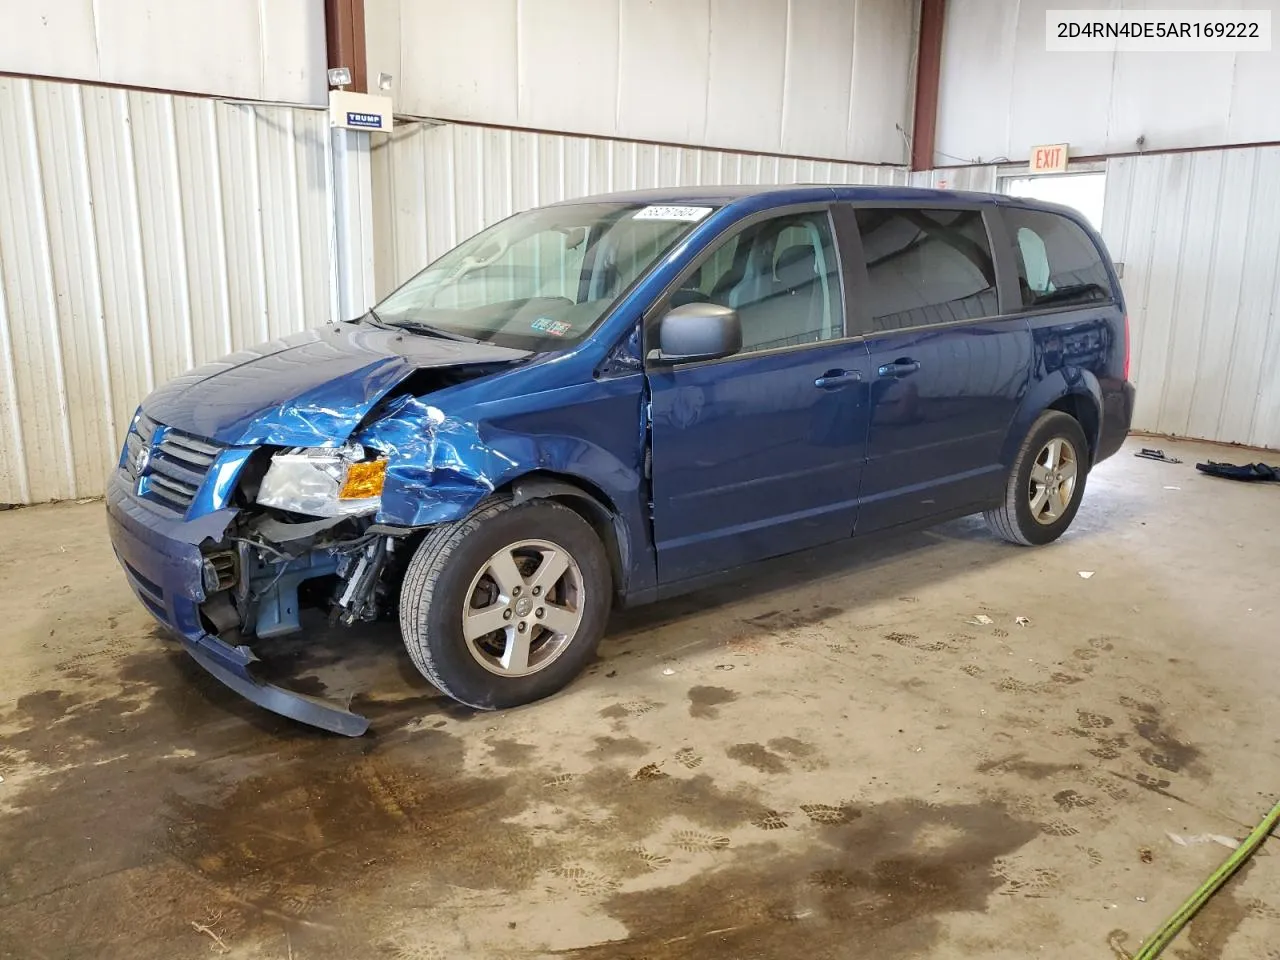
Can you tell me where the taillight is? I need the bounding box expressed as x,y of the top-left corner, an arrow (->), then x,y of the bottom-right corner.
1123,313 -> 1130,380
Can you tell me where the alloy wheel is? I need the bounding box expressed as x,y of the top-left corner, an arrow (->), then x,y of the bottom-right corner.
1028,436 -> 1078,525
461,539 -> 584,677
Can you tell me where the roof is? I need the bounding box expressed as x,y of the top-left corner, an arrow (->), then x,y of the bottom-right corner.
550,183 -> 1009,207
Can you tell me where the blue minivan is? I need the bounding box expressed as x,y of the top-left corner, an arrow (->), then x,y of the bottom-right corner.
107,185 -> 1134,734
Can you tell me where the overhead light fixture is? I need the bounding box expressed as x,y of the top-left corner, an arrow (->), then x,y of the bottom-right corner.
377,72 -> 393,92
327,66 -> 352,89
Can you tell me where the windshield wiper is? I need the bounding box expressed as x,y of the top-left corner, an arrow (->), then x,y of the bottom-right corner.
361,309 -> 474,341
385,318 -> 477,342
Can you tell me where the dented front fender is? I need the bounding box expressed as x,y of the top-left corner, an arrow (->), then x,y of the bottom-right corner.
352,374 -> 656,600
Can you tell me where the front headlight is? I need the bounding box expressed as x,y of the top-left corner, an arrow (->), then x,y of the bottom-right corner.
256,443 -> 387,517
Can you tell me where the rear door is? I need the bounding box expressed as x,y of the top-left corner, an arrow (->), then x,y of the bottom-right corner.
845,203 -> 1033,532
646,204 -> 872,584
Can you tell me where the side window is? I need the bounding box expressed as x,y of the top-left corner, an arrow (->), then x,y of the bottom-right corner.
668,210 -> 842,354
854,207 -> 998,332
684,234 -> 741,298
1004,208 -> 1114,309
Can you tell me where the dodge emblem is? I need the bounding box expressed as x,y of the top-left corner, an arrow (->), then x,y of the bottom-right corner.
134,445 -> 151,476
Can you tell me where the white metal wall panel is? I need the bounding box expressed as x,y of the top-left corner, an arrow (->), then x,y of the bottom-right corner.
0,77 -> 336,505
398,0 -> 520,127
781,0 -> 857,159
0,0 -> 327,105
370,121 -> 909,296
908,166 -> 1001,193
373,0 -> 917,164
617,0 -> 711,146
0,80 -> 74,503
1102,149 -> 1280,450
519,0 -> 620,135
703,0 -> 789,154
936,0 -> 1280,165
849,0 -> 918,164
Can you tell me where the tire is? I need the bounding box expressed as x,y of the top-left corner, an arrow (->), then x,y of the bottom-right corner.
398,497 -> 612,710
985,411 -> 1089,546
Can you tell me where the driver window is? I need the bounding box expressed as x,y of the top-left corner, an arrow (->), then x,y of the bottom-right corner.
671,210 -> 843,355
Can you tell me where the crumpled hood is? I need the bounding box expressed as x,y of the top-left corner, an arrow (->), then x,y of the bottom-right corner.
141,323 -> 529,446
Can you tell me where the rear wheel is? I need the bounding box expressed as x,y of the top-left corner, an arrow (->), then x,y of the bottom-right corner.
985,411 -> 1089,546
399,498 -> 612,709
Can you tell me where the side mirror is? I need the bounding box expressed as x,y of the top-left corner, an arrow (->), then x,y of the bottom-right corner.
650,302 -> 742,364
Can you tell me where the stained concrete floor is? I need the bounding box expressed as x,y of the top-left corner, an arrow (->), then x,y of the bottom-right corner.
1,436 -> 1278,960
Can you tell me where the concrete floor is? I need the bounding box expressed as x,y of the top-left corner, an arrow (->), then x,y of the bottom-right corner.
1,436 -> 1278,960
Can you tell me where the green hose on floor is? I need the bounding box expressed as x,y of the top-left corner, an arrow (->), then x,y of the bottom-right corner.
1132,798 -> 1280,959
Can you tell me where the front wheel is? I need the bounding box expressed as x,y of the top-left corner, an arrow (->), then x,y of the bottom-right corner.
985,411 -> 1089,546
399,498 -> 612,709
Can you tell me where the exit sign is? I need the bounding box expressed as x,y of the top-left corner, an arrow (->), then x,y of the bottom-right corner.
1030,143 -> 1069,174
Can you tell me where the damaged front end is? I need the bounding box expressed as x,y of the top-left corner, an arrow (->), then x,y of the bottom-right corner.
107,326 -> 531,735
108,435 -> 411,737
195,503 -> 407,737
228,481 -> 403,632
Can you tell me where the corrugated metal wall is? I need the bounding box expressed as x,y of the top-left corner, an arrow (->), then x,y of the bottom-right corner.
369,0 -> 918,164
370,120 -> 909,297
0,77 -> 337,505
1103,149 -> 1280,450
936,0 -> 1280,167
908,166 -> 1000,193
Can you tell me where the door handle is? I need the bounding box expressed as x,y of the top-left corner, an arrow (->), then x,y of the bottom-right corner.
814,369 -> 862,389
877,358 -> 921,378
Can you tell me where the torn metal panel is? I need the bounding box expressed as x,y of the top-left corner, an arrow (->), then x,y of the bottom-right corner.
353,389 -> 635,533
357,396 -> 502,525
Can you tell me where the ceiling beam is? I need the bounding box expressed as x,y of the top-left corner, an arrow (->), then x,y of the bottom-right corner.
911,0 -> 946,171
325,0 -> 368,94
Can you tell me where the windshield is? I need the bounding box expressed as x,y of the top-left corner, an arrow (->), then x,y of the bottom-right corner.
373,202 -> 713,350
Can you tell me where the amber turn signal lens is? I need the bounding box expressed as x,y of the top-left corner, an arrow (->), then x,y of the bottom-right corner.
339,460 -> 386,500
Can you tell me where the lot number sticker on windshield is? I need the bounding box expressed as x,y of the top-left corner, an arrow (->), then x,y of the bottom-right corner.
633,205 -> 713,222
531,316 -> 572,337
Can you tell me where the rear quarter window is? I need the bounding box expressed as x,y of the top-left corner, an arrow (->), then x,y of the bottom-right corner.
1004,208 -> 1114,310
853,207 -> 998,332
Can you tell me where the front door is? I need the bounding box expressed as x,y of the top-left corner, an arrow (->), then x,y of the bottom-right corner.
646,206 -> 871,584
847,205 -> 1032,532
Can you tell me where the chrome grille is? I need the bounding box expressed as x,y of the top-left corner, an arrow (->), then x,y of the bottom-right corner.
158,431 -> 222,469
125,414 -> 225,515
145,472 -> 201,510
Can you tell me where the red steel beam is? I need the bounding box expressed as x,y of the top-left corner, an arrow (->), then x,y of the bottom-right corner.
325,0 -> 368,94
911,0 -> 946,171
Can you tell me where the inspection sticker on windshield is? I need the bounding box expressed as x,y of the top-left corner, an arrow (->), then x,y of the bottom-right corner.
531,317 -> 572,336
633,205 -> 713,222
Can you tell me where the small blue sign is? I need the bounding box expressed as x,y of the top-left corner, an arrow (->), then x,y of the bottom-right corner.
346,111 -> 382,129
